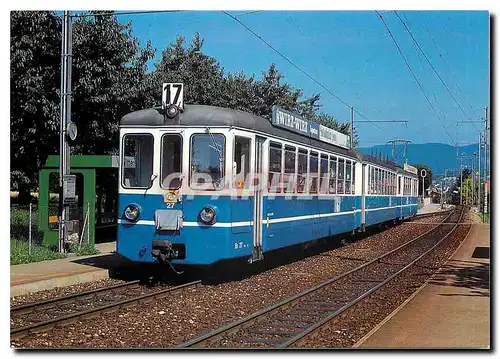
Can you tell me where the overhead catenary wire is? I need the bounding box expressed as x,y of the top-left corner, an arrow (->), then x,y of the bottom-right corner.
418,12 -> 476,114
221,10 -> 398,140
394,11 -> 481,134
70,10 -> 185,18
375,10 -> 455,144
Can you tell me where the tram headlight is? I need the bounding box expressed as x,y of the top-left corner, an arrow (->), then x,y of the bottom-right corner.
199,206 -> 216,225
124,204 -> 140,222
166,104 -> 179,118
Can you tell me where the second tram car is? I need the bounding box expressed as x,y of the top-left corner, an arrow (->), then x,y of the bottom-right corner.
117,104 -> 419,268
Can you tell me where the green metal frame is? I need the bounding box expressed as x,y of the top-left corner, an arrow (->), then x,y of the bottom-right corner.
38,155 -> 117,248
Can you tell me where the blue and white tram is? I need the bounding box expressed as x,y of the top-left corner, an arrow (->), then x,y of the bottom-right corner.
117,104 -> 419,268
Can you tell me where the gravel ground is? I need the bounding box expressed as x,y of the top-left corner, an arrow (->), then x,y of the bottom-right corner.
295,222 -> 472,348
11,278 -> 126,308
11,282 -> 177,330
12,214 -> 450,349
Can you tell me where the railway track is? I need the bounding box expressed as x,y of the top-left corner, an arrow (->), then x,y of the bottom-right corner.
11,280 -> 201,340
179,206 -> 467,349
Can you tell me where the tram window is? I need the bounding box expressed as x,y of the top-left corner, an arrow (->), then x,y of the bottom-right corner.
345,161 -> 352,194
297,149 -> 308,193
309,151 -> 319,193
351,162 -> 356,194
329,156 -> 337,194
337,158 -> 345,194
233,136 -> 251,189
384,171 -> 388,195
268,142 -> 282,193
398,176 -> 401,195
369,166 -> 374,194
284,145 -> 296,193
378,169 -> 382,194
161,134 -> 182,189
320,154 -> 329,194
122,134 -> 154,188
190,133 -> 225,190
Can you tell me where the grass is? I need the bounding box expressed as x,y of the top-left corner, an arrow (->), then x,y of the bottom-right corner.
70,243 -> 100,257
10,206 -> 100,265
11,239 -> 66,265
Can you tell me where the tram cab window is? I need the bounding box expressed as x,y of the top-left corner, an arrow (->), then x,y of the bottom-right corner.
351,162 -> 356,194
337,158 -> 345,194
233,136 -> 251,189
190,133 -> 225,190
297,149 -> 308,193
320,154 -> 329,194
284,145 -> 296,193
345,161 -> 352,194
268,142 -> 282,193
329,156 -> 337,194
161,134 -> 182,189
309,152 -> 319,193
122,134 -> 154,188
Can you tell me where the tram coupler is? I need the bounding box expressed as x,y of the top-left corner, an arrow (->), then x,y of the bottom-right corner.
151,240 -> 184,275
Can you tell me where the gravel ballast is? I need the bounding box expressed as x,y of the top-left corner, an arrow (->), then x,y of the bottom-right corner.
12,214 -> 454,349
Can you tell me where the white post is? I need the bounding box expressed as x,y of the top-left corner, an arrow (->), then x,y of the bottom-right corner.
28,203 -> 32,256
87,201 -> 90,245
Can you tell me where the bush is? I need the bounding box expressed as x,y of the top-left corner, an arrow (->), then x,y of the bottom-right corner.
10,206 -> 43,244
70,243 -> 100,257
11,239 -> 66,265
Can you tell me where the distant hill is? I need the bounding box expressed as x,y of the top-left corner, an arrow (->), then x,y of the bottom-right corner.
358,143 -> 489,176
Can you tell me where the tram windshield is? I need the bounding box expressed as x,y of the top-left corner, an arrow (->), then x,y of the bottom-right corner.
161,134 -> 182,189
122,134 -> 154,188
190,133 -> 225,190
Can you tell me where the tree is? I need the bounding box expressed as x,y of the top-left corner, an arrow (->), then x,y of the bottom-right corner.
450,168 -> 472,204
10,11 -> 156,202
151,33 -> 224,106
70,11 -> 155,155
11,11 -> 61,203
412,164 -> 432,197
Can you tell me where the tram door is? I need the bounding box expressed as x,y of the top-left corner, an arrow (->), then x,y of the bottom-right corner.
252,135 -> 266,262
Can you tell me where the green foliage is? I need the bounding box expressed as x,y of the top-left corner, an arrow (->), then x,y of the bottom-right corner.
11,240 -> 66,265
11,11 -> 61,202
11,14 -> 357,200
69,243 -> 100,256
10,207 -> 43,243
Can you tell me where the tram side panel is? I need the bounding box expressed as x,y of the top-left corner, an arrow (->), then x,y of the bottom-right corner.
261,194 -> 359,253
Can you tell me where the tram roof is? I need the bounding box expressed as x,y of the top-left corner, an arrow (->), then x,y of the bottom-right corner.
121,104 -> 361,159
120,104 -> 417,176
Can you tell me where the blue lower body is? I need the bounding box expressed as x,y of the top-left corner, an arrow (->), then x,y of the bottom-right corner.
117,193 -> 418,266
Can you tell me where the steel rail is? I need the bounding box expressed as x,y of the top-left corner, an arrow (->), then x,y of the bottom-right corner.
11,280 -> 201,339
11,280 -> 141,315
179,209 -> 458,348
281,207 -> 467,347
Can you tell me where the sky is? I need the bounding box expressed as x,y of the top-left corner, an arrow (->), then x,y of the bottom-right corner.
118,11 -> 488,147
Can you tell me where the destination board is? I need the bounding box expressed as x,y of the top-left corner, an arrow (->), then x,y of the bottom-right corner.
271,105 -> 350,149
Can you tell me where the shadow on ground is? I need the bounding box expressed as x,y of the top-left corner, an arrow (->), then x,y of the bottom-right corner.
428,260 -> 489,297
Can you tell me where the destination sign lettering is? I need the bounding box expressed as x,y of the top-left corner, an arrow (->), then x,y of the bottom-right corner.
271,105 -> 350,149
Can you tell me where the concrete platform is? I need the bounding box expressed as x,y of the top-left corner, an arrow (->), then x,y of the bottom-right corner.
355,222 -> 490,349
10,242 -> 132,297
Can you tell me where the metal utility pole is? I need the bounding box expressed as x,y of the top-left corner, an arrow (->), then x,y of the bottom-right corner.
460,157 -> 463,206
59,11 -> 73,253
483,107 -> 488,215
472,152 -> 476,205
350,106 -> 354,149
386,139 -> 412,165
